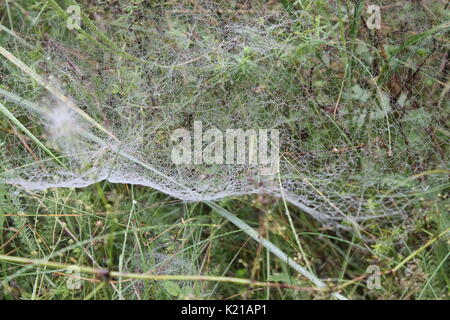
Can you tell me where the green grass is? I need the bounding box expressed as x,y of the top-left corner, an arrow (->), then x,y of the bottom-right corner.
0,0 -> 449,300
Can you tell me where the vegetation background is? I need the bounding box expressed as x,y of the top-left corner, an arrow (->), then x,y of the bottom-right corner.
0,0 -> 448,300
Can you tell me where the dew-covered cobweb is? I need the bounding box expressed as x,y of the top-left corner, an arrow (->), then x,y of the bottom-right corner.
1,1 -> 448,229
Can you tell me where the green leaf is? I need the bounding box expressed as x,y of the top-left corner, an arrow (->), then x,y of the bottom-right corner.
162,281 -> 181,297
